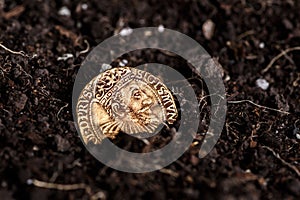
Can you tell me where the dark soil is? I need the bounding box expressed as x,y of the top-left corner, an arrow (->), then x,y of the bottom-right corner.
0,0 -> 300,199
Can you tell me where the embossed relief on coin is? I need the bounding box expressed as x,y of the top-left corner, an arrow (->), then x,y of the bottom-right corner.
77,67 -> 178,144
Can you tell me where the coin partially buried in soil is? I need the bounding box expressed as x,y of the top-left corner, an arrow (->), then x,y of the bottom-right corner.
76,67 -> 178,144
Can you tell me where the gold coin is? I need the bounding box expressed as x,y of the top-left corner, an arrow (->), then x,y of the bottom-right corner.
77,67 -> 178,144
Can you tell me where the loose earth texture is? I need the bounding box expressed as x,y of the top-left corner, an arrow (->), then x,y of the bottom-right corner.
0,0 -> 300,200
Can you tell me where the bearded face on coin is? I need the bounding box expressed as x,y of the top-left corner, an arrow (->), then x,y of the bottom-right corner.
76,67 -> 178,144
111,80 -> 165,135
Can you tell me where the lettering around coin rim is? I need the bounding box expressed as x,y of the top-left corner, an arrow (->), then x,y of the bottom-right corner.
76,67 -> 178,144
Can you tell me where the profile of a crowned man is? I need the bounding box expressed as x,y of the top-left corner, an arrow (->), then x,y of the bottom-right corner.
77,67 -> 178,144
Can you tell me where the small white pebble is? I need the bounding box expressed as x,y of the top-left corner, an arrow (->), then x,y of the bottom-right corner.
141,139 -> 150,145
202,19 -> 215,40
101,63 -> 112,71
226,41 -> 232,46
256,78 -> 269,90
296,133 -> 300,140
158,24 -> 165,32
122,59 -> 128,64
119,62 -> 125,67
57,53 -> 74,61
33,145 -> 39,151
119,59 -> 128,66
259,42 -> 265,49
81,3 -> 88,10
26,179 -> 33,185
224,75 -> 231,82
119,27 -> 133,36
58,6 -> 71,16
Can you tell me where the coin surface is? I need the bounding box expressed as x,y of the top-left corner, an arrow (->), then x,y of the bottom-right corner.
77,67 -> 178,144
